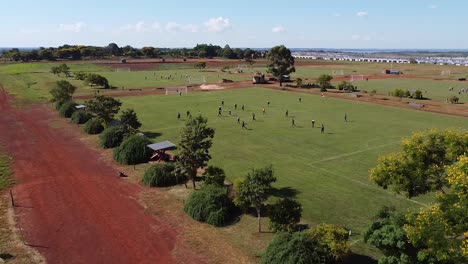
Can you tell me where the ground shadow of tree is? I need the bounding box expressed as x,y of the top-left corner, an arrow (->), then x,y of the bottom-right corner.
141,131 -> 162,139
343,253 -> 377,264
270,186 -> 300,199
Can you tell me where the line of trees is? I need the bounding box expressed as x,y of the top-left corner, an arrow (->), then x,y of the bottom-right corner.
1,43 -> 265,61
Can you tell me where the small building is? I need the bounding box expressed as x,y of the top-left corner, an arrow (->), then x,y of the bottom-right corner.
147,140 -> 176,162
120,59 -> 127,64
75,104 -> 86,110
253,73 -> 266,84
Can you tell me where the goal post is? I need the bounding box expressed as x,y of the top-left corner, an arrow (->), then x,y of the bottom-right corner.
186,75 -> 206,84
332,69 -> 344,75
441,70 -> 451,76
350,75 -> 365,82
165,86 -> 188,95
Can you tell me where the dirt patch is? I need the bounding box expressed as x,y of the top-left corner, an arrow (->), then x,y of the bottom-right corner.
200,84 -> 225,90
0,89 -> 185,263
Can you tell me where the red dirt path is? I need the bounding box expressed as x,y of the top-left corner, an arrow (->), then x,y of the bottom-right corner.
0,88 -> 188,264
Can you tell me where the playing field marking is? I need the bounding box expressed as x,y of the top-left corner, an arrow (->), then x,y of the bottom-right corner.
305,163 -> 429,207
309,142 -> 399,165
350,239 -> 362,246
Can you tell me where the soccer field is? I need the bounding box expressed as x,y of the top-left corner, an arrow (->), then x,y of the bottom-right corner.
120,87 -> 468,244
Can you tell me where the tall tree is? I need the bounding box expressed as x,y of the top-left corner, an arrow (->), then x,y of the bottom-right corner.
268,198 -> 302,232
49,80 -> 76,106
119,108 -> 141,129
85,95 -> 122,123
234,165 -> 276,232
174,115 -> 215,189
106,43 -> 120,56
266,45 -> 295,86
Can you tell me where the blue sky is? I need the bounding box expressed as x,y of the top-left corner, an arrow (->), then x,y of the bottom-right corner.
1,0 -> 466,49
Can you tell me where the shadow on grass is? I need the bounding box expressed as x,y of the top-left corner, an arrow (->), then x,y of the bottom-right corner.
271,186 -> 300,199
141,131 -> 162,139
343,253 -> 377,264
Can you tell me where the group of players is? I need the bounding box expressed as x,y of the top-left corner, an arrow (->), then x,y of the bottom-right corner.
177,96 -> 349,134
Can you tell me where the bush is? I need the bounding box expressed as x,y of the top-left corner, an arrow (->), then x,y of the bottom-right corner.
70,110 -> 92,124
58,101 -> 77,118
449,95 -> 459,104
142,163 -> 183,187
113,134 -> 152,165
184,184 -> 232,227
391,88 -> 410,98
269,198 -> 302,232
337,81 -> 357,92
83,118 -> 104,134
99,125 -> 133,148
262,231 -> 332,264
203,166 -> 226,186
412,90 -> 424,100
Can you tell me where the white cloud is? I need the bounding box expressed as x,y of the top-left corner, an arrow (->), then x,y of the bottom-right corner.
120,21 -> 162,33
351,34 -> 361,40
333,13 -> 341,17
204,17 -> 231,32
58,22 -> 85,33
165,22 -> 199,33
272,26 -> 286,33
356,11 -> 368,17
428,4 -> 438,9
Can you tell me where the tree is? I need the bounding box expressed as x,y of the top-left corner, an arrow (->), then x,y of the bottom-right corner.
370,130 -> 468,198
404,155 -> 468,264
409,58 -> 418,64
267,45 -> 295,86
74,71 -> 88,80
83,118 -> 104,134
202,166 -> 226,186
317,74 -> 334,90
142,163 -> 182,187
296,78 -> 303,87
391,88 -> 410,98
174,115 -> 215,189
412,90 -> 424,100
106,43 -> 120,56
141,46 -> 156,58
84,73 -> 110,88
184,184 -> 233,227
268,198 -> 302,232
194,62 -> 207,71
449,95 -> 459,104
113,135 -> 152,165
262,231 -> 332,264
85,95 -> 122,124
70,110 -> 92,124
234,165 -> 276,232
58,101 -> 77,118
337,81 -> 356,92
99,125 -> 134,148
120,108 -> 141,129
50,80 -> 76,107
364,206 -> 418,264
310,224 -> 350,262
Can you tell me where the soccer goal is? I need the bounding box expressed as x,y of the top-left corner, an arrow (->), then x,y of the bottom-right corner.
350,75 -> 365,82
441,70 -> 451,76
116,67 -> 131,72
332,69 -> 344,75
186,75 -> 206,84
165,86 -> 188,95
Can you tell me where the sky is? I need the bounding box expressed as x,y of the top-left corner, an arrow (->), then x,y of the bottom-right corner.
1,0 -> 467,49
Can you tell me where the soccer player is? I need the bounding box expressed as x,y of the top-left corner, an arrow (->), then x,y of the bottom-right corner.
285,110 -> 289,117
177,112 -> 181,120
242,121 -> 246,129
312,119 -> 315,128
344,113 -> 347,122
229,110 -> 232,115
292,119 -> 296,127
221,99 -> 224,106
321,124 -> 325,134
242,104 -> 245,111
237,117 -> 240,124
262,107 -> 266,115
267,100 -> 270,106
234,103 -> 237,110
299,97 -> 302,103
252,113 -> 256,120
186,110 -> 190,117
218,109 -> 222,116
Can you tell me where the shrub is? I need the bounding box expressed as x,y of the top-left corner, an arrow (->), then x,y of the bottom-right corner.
99,125 -> 132,148
142,163 -> 183,187
83,118 -> 104,134
337,81 -> 357,92
58,101 -> 77,118
269,198 -> 302,232
391,88 -> 410,98
449,95 -> 459,104
113,134 -> 152,165
412,90 -> 424,100
184,184 -> 232,227
203,166 -> 226,186
261,231 -> 332,264
70,110 -> 92,124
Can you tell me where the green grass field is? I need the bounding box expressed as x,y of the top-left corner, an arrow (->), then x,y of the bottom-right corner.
118,87 -> 468,255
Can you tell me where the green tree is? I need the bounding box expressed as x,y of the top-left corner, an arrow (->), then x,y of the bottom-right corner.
262,231 -> 332,264
317,74 -> 334,89
113,134 -> 152,165
194,62 -> 207,71
99,125 -> 134,148
266,45 -> 295,86
268,198 -> 302,232
85,95 -> 122,124
364,206 -> 418,264
412,90 -> 424,100
449,95 -> 459,104
296,78 -> 303,87
234,165 -> 276,232
337,81 -> 356,92
84,73 -> 110,88
409,58 -> 418,64
50,80 -> 76,107
106,43 -> 120,56
174,115 -> 215,189
202,166 -> 226,186
310,224 -> 351,262
120,108 -> 141,129
370,130 -> 468,197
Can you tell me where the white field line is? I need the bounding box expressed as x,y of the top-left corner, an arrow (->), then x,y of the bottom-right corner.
350,239 -> 363,245
309,142 -> 399,165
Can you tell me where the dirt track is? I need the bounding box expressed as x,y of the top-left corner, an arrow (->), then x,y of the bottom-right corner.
0,88 -> 185,263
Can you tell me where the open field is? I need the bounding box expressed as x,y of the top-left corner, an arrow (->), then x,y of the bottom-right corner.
118,87 -> 468,255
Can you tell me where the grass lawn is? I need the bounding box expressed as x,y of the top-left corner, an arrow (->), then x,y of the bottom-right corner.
118,87 -> 468,256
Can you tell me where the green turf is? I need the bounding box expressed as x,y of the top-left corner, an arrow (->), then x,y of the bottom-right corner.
118,87 -> 468,255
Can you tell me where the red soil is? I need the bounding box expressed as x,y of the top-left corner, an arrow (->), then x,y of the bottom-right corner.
0,88 -> 184,264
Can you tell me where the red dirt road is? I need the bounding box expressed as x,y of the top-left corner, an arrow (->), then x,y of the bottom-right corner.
0,89 -> 181,263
